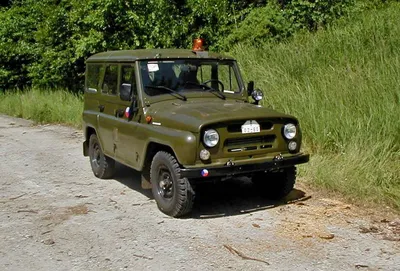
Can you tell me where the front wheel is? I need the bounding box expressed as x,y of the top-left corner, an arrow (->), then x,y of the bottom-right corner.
150,151 -> 195,217
88,134 -> 115,179
252,166 -> 296,200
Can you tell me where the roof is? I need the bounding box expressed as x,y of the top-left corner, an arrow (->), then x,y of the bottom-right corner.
86,49 -> 234,63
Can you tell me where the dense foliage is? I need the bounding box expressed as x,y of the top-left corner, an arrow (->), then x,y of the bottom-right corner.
0,0 -> 391,91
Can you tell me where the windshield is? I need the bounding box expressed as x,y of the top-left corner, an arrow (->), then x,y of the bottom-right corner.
139,59 -> 242,97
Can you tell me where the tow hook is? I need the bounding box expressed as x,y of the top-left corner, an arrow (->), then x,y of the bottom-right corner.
274,154 -> 284,161
226,160 -> 235,167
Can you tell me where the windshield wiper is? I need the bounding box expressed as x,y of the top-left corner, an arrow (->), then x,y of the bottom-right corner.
145,85 -> 187,101
183,81 -> 226,100
207,88 -> 226,100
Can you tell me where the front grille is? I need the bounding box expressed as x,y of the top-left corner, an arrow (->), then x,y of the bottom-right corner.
224,135 -> 276,147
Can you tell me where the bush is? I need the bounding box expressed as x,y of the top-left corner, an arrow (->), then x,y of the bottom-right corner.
224,2 -> 292,49
283,0 -> 356,31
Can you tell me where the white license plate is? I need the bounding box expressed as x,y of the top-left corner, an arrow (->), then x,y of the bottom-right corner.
241,120 -> 261,134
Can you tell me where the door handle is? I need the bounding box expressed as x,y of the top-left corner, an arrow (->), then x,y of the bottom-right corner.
98,105 -> 105,112
115,109 -> 125,118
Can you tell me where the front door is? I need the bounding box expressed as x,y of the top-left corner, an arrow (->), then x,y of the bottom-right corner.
114,64 -> 144,170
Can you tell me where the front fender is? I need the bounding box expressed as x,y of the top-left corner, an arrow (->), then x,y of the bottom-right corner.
140,125 -> 198,168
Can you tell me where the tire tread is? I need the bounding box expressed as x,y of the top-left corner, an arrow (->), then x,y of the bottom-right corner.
89,134 -> 115,179
150,151 -> 195,217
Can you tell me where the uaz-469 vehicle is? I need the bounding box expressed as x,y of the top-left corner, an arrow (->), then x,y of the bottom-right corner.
83,39 -> 309,217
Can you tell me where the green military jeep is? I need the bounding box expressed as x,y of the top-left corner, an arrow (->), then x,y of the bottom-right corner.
82,41 -> 309,217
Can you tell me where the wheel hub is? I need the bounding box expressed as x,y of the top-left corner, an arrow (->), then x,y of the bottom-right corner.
158,171 -> 173,198
92,144 -> 101,167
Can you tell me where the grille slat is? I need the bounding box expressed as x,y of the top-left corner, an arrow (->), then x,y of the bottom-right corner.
224,135 -> 276,147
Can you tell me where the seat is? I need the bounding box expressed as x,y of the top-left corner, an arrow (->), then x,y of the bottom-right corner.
177,69 -> 199,90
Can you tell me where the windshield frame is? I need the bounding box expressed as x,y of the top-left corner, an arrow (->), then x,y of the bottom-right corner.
138,58 -> 246,103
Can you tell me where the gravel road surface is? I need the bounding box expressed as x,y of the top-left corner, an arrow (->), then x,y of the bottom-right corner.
0,115 -> 399,271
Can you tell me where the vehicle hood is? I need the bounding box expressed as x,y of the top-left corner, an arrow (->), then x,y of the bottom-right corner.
146,99 -> 296,132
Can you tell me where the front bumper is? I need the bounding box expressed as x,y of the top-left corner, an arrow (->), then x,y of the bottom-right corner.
180,153 -> 309,179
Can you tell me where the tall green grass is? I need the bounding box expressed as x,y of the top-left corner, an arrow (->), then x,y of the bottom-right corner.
233,4 -> 400,209
0,88 -> 83,128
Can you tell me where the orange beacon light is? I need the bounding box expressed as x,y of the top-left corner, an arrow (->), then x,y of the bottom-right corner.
192,38 -> 205,51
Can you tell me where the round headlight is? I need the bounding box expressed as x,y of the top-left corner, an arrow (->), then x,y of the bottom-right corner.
203,129 -> 219,148
283,123 -> 297,139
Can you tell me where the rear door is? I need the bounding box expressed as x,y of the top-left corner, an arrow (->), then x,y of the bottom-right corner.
97,64 -> 120,157
83,63 -> 104,132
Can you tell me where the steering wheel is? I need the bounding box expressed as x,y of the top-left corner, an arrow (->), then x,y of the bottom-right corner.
202,79 -> 225,92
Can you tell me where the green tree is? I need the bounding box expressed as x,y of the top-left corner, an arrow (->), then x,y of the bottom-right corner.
0,1 -> 43,90
283,0 -> 356,31
0,0 -> 390,91
1,0 -> 187,91
224,2 -> 292,49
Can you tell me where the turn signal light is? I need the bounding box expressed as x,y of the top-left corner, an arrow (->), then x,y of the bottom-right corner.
146,115 -> 153,124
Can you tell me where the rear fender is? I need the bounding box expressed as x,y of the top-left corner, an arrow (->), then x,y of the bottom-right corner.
83,126 -> 98,157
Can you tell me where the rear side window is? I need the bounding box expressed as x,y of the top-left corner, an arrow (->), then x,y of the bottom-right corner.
102,65 -> 119,95
86,64 -> 104,92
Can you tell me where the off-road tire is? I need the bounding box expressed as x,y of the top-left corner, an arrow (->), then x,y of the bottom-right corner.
252,166 -> 296,200
150,151 -> 195,217
88,134 -> 115,179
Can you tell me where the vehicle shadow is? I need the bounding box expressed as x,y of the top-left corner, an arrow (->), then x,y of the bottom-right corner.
112,163 -> 309,219
112,163 -> 153,199
190,178 -> 308,219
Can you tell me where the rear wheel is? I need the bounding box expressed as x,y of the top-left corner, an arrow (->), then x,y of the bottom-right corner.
252,166 -> 296,199
150,151 -> 195,217
89,134 -> 115,179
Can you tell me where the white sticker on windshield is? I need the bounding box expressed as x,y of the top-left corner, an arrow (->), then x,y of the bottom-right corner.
147,63 -> 159,72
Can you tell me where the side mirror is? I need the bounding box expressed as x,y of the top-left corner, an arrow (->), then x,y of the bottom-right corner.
247,81 -> 254,96
120,83 -> 132,101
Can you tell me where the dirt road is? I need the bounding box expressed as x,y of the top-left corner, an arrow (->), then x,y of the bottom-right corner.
0,115 -> 399,271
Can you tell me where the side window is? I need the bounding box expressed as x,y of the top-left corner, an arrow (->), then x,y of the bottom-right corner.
197,65 -> 212,83
218,65 -> 240,93
102,65 -> 118,95
86,64 -> 104,92
121,65 -> 137,96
